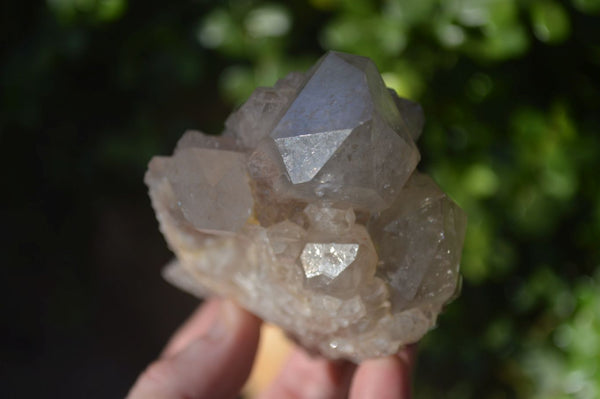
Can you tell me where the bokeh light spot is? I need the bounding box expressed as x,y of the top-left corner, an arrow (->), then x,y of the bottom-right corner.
245,5 -> 291,38
464,164 -> 499,198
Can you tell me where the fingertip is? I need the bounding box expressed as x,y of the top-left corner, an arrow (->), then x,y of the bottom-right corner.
350,355 -> 411,399
161,299 -> 221,358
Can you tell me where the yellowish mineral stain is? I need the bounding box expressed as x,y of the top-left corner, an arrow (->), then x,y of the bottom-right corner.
243,323 -> 293,398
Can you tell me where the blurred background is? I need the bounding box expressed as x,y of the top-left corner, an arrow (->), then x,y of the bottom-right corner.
2,0 -> 600,397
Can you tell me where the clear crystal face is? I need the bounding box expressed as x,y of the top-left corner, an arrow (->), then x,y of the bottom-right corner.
270,54 -> 373,141
301,243 -> 359,279
145,51 -> 467,362
274,129 -> 353,184
163,146 -> 253,234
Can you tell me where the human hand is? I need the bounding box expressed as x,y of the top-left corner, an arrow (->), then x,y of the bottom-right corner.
127,299 -> 415,399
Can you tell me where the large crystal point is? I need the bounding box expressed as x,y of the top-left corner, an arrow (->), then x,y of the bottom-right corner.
145,51 -> 467,362
249,52 -> 420,211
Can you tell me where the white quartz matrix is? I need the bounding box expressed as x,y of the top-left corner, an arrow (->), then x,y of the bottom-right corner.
145,51 -> 467,362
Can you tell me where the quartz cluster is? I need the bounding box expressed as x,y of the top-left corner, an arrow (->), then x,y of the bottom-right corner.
145,51 -> 467,362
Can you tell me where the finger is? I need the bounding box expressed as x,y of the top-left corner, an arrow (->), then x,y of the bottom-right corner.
162,299 -> 221,358
259,347 -> 356,399
127,300 -> 262,399
349,345 -> 417,399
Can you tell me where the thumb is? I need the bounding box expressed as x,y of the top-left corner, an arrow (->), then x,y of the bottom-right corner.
127,300 -> 261,399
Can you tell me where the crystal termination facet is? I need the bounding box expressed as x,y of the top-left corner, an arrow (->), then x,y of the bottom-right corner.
145,51 -> 467,362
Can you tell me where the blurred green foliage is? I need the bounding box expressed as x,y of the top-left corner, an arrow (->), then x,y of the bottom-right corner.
2,0 -> 599,397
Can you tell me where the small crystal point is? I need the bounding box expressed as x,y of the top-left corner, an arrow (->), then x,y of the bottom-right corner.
301,243 -> 359,279
388,90 -> 425,141
369,173 -> 466,309
145,52 -> 467,362
155,146 -> 254,234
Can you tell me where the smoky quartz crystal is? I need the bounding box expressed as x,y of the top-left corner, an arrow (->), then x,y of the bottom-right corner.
145,51 -> 467,362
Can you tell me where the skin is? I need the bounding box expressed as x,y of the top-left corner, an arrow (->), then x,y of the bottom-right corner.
127,299 -> 416,399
